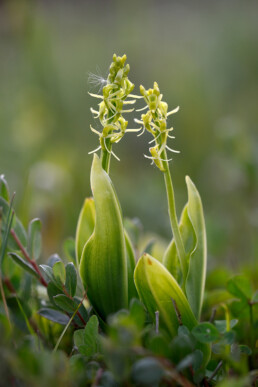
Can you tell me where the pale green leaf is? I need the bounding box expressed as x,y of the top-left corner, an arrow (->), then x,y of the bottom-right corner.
185,176 -> 207,321
134,253 -> 197,337
75,197 -> 95,265
125,231 -> 138,301
79,155 -> 127,320
134,253 -> 210,366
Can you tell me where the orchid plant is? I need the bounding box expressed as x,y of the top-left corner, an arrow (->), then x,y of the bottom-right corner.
76,54 -> 210,365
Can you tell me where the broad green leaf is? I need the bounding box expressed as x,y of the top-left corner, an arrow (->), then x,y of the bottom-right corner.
65,262 -> 77,297
38,308 -> 69,325
79,155 -> 127,320
0,175 -> 9,202
53,294 -> 78,313
53,261 -> 66,285
163,204 -> 194,284
134,253 -> 210,366
74,315 -> 102,357
134,253 -> 197,337
83,315 -> 102,356
227,275 -> 252,301
75,197 -> 95,265
28,218 -> 42,260
185,176 -> 207,321
77,195 -> 135,304
9,252 -> 39,279
192,322 -> 220,343
74,329 -> 84,348
125,231 -> 138,301
163,176 -> 207,321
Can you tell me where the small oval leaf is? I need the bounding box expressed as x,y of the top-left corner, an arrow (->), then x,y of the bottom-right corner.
28,218 -> 42,260
65,262 -> 77,297
192,322 -> 220,343
38,308 -> 70,325
53,294 -> 78,313
53,261 -> 66,285
8,252 -> 39,279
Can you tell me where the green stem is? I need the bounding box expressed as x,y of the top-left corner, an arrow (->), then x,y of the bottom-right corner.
100,97 -> 118,174
101,138 -> 112,173
161,150 -> 187,290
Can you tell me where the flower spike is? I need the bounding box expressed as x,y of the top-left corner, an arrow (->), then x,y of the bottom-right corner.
89,54 -> 139,171
136,82 -> 180,171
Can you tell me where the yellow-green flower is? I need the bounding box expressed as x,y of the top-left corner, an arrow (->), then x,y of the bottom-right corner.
89,54 -> 140,163
135,82 -> 180,171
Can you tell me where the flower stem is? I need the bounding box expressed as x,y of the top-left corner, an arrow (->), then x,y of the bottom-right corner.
161,150 -> 187,290
101,137 -> 112,173
100,108 -> 115,174
10,229 -> 48,287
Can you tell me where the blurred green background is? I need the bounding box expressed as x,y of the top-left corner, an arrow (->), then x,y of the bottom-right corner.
0,0 -> 257,271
